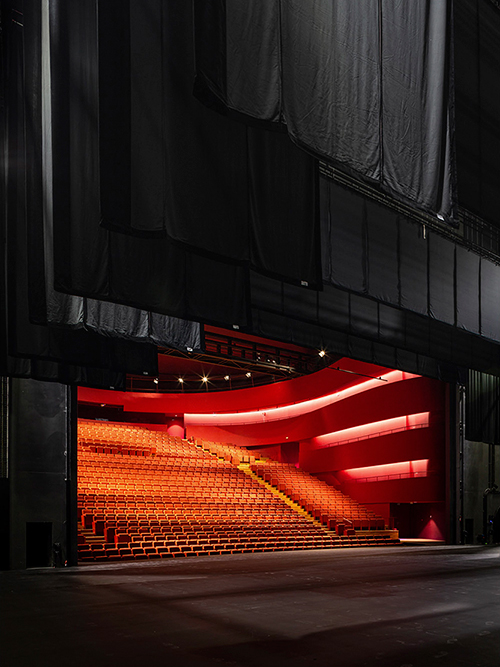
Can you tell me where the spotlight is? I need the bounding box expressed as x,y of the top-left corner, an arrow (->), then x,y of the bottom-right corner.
178,378 -> 184,384
224,375 -> 230,381
202,376 -> 208,383
246,372 -> 252,378
319,350 -> 326,358
153,378 -> 159,384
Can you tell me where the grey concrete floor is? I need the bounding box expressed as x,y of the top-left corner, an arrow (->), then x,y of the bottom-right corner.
2,545 -> 500,667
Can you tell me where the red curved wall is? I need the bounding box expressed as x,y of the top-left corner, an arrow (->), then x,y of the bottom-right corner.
78,358 -> 448,539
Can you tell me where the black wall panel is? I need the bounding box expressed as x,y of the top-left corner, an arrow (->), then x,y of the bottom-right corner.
350,296 -> 379,340
366,203 -> 399,304
467,370 -> 500,444
321,180 -> 366,293
317,288 -> 350,333
283,285 -> 318,324
454,0 -> 500,225
456,247 -> 480,334
378,305 -> 406,348
399,220 -> 428,315
480,259 -> 500,343
321,174 -> 500,352
428,233 -> 455,325
8,379 -> 74,569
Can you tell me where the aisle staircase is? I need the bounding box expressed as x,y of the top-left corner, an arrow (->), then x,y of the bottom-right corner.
77,420 -> 399,563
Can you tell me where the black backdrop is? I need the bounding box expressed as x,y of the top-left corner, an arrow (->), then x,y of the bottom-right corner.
454,0 -> 500,226
195,0 -> 455,221
2,0 -> 500,388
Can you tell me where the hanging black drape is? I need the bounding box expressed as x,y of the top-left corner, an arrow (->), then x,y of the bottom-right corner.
0,0 -> 167,388
247,172 -> 500,381
46,0 -> 236,334
454,0 -> 500,226
320,176 -> 499,342
22,0 -> 201,353
95,0 -> 320,288
195,0 -> 455,221
249,270 -> 498,383
47,0 -> 247,329
466,371 -> 500,445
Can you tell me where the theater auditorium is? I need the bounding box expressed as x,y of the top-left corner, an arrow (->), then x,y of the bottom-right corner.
2,1 -> 500,666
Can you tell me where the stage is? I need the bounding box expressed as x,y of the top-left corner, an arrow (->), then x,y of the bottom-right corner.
2,544 -> 499,667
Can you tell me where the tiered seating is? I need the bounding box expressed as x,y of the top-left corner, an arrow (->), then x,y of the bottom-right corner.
77,421 -> 345,562
251,460 -> 387,534
78,420 -> 158,456
194,438 -> 259,465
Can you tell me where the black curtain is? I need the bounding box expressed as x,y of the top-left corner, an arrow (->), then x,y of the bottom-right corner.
319,177 -> 496,343
0,0 -> 166,388
48,0 -> 247,330
454,0 -> 500,226
250,271 -> 499,383
195,0 -> 455,220
95,0 -> 320,288
466,370 -> 500,445
23,0 -> 201,353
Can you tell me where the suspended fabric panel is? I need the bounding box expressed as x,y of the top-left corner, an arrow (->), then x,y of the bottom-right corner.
454,0 -> 500,226
195,0 -> 455,220
47,0 -> 250,330
320,177 -> 499,341
22,0 -> 201,354
96,0 -> 320,288
466,371 -> 500,445
249,273 -> 498,382
0,1 -> 153,385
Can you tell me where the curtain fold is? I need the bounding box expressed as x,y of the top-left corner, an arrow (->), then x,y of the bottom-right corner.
195,0 -> 455,220
96,0 -> 320,287
48,0 -> 244,329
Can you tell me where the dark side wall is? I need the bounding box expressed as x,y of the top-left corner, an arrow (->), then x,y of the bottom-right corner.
6,378 -> 76,569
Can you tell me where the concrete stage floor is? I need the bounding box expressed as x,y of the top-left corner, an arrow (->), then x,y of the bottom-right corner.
2,545 -> 500,667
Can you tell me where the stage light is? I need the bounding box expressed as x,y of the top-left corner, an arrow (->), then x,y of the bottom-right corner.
202,376 -> 208,383
178,378 -> 184,384
319,350 -> 326,357
153,378 -> 159,384
224,375 -> 230,381
246,372 -> 252,378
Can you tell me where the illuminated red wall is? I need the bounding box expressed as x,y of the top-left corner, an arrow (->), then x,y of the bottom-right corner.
78,359 -> 448,539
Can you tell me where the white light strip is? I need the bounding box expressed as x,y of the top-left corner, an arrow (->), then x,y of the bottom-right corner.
185,370 -> 419,426
314,412 -> 430,447
339,459 -> 430,481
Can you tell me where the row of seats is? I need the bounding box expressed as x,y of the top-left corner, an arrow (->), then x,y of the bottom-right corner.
193,438 -> 261,465
77,420 -> 398,562
251,461 -> 386,531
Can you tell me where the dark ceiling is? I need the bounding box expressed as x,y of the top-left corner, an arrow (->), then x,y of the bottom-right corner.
127,325 -> 336,393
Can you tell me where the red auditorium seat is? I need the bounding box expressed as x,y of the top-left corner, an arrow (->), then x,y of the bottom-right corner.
77,420 -> 397,563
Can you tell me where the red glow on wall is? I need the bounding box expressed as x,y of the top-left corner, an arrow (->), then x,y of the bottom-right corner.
337,459 -> 430,483
313,412 -> 430,448
419,517 -> 445,541
185,370 -> 419,426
